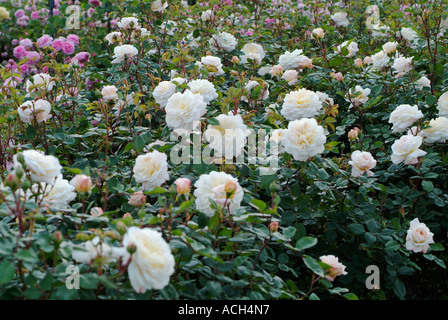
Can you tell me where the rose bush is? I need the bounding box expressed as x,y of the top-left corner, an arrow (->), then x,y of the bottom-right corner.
0,0 -> 447,301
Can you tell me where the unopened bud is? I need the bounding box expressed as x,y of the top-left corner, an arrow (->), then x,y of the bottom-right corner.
174,177 -> 191,195
145,113 -> 152,121
348,127 -> 361,140
232,56 -> 240,64
15,165 -> 24,179
5,173 -> 19,191
127,243 -> 137,254
128,191 -> 146,207
116,221 -> 127,235
224,180 -> 238,197
52,230 -> 63,245
269,221 -> 279,233
354,58 -> 363,68
70,174 -> 93,193
21,179 -> 31,191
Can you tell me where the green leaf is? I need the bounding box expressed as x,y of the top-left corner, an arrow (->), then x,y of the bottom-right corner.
282,226 -> 296,239
393,279 -> 406,299
430,243 -> 445,251
422,181 -> 434,193
303,255 -> 324,277
250,199 -> 266,212
0,260 -> 15,285
295,236 -> 317,251
343,293 -> 359,300
206,281 -> 222,297
348,223 -> 364,235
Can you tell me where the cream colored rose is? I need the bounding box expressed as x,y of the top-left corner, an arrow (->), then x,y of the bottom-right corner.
194,171 -> 244,216
241,43 -> 265,65
209,32 -> 237,52
391,134 -> 426,165
151,0 -> 168,12
27,73 -> 56,93
101,85 -> 118,101
72,237 -> 117,264
312,28 -> 325,39
111,44 -> 138,64
319,255 -> 348,281
282,70 -> 298,85
392,55 -> 413,77
187,79 -> 218,104
117,17 -> 140,30
348,151 -> 377,177
269,65 -> 283,77
123,227 -> 175,293
70,174 -> 93,193
405,218 -> 434,253
278,49 -> 309,70
281,89 -> 323,121
282,118 -> 326,161
437,91 -> 448,116
105,32 -> 122,45
419,117 -> 448,144
0,7 -> 9,20
241,80 -> 269,102
133,150 -> 169,190
165,90 -> 207,130
13,150 -> 62,185
331,11 -> 349,27
389,104 -> 423,133
370,50 -> 390,70
346,85 -> 370,108
38,174 -> 76,205
152,81 -> 176,107
174,178 -> 191,195
201,10 -> 214,22
195,56 -> 225,75
382,41 -> 398,54
337,41 -> 358,58
400,27 -> 418,42
18,99 -> 52,123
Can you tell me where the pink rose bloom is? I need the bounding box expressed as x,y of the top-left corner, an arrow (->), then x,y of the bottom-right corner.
13,46 -> 28,60
52,38 -> 65,51
14,9 -> 25,18
73,51 -> 90,65
66,34 -> 80,46
30,11 -> 41,19
61,41 -> 75,55
25,51 -> 40,65
19,38 -> 33,48
37,35 -> 53,48
89,0 -> 101,6
19,64 -> 30,75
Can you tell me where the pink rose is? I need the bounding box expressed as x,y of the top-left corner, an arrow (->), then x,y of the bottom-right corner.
61,41 -> 75,55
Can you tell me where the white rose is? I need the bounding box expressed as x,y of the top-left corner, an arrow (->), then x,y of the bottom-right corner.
187,79 -> 218,104
133,150 -> 169,190
150,0 -> 168,12
405,218 -> 434,253
194,171 -> 244,216
392,55 -> 413,77
415,76 -> 431,90
282,69 -> 298,85
370,50 -> 390,70
111,44 -> 138,64
331,11 -> 349,27
281,88 -> 323,121
241,43 -> 265,65
101,85 -> 118,101
241,80 -> 269,102
278,49 -> 308,70
209,32 -> 238,52
319,255 -> 348,281
316,91 -> 334,106
382,41 -> 398,54
69,174 -> 93,193
105,32 -> 122,45
269,65 -> 283,77
348,151 -> 377,177
337,41 -> 358,58
419,117 -> 448,144
391,134 -> 426,165
117,17 -> 140,30
37,174 -> 76,205
282,118 -> 327,161
72,237 -> 119,264
437,91 -> 448,116
123,227 -> 175,293
312,28 -> 325,39
204,112 -> 249,158
389,104 -> 423,133
195,56 -> 225,75
400,27 -> 418,42
27,73 -> 55,93
18,99 -> 52,123
13,150 -> 62,185
152,81 -> 177,107
346,85 -> 371,108
201,10 -> 214,22
165,90 -> 207,130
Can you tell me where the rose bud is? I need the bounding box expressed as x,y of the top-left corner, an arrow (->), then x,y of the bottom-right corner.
269,221 -> 279,233
174,177 -> 191,195
312,27 -> 325,39
348,127 -> 361,140
70,174 -> 93,193
128,191 -> 146,207
90,207 -> 104,217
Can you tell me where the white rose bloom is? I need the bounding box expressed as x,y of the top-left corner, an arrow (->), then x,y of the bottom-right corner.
370,50 -> 390,70
415,76 -> 431,90
123,227 -> 175,293
194,171 -> 244,217
209,32 -> 238,52
37,174 -> 76,205
187,79 -> 218,104
370,24 -> 390,38
437,91 -> 448,116
27,73 -> 55,93
133,150 -> 169,190
18,99 -> 52,123
281,88 -> 323,121
319,255 -> 348,282
419,117 -> 448,144
196,56 -> 225,75
151,0 -> 168,12
278,49 -> 308,70
165,90 -> 207,130
389,104 -> 423,133
282,118 -> 327,161
152,81 -> 177,107
117,17 -> 140,30
337,41 -> 359,58
201,10 -> 214,22
204,112 -> 249,158
348,151 -> 377,177
13,150 -> 62,185
111,44 -> 138,64
105,32 -> 122,45
382,41 -> 398,54
400,27 -> 418,42
331,11 -> 349,27
405,218 -> 434,253
101,85 -> 118,101
258,66 -> 273,76
390,134 -> 426,165
241,80 -> 269,102
316,91 -> 334,106
241,43 -> 265,65
72,237 -> 118,264
282,70 -> 299,85
392,55 -> 413,77
346,85 -> 371,108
